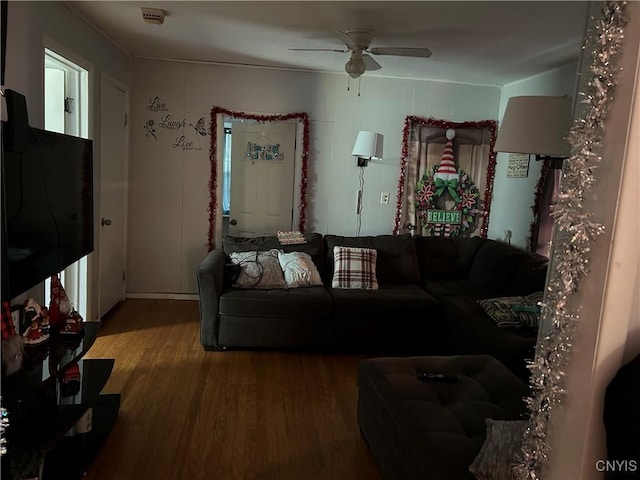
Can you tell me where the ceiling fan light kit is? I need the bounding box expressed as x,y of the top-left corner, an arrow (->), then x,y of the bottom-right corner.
345,52 -> 366,79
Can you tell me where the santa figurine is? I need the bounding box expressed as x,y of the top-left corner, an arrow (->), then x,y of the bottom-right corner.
22,298 -> 50,346
49,274 -> 72,329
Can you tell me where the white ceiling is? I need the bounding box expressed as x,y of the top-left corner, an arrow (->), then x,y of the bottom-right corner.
66,1 -> 590,87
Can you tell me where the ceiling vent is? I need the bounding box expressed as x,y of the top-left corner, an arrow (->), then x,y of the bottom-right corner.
141,8 -> 166,25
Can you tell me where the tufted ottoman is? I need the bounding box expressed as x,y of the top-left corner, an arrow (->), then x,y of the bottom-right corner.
357,355 -> 529,480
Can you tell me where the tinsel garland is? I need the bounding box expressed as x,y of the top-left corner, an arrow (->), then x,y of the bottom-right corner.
516,2 -> 628,479
394,116 -> 497,237
208,107 -> 310,250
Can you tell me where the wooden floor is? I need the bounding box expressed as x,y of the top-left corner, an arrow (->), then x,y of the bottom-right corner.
84,299 -> 382,480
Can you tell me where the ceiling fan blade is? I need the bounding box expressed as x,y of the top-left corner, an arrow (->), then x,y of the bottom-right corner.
368,47 -> 432,58
362,54 -> 382,71
289,48 -> 349,53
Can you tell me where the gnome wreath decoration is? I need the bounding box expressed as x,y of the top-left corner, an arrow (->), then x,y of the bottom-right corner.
414,129 -> 481,237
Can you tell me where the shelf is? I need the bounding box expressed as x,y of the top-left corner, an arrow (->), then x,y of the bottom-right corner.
2,321 -> 119,480
7,358 -> 115,450
41,394 -> 121,480
2,322 -> 100,398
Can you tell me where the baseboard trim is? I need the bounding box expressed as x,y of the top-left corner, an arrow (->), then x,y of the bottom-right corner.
126,293 -> 199,301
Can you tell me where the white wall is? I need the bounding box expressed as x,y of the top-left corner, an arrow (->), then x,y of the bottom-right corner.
2,1 -> 131,318
488,63 -> 579,248
127,58 -> 502,294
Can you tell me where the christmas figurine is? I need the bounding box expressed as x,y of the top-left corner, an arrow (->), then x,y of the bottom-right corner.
22,298 -> 50,346
1,301 -> 24,376
49,274 -> 72,329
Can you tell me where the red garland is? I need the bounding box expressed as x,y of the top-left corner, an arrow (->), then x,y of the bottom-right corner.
393,116 -> 497,238
208,107 -> 310,251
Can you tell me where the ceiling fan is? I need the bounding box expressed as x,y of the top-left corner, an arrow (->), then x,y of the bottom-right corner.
290,28 -> 432,79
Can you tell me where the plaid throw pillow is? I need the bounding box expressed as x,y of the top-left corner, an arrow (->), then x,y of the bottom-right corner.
331,246 -> 378,290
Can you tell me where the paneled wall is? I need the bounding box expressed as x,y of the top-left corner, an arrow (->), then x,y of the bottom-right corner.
128,59 -> 501,294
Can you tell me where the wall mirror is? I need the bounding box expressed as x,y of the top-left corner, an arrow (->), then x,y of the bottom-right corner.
394,117 -> 497,238
208,107 -> 310,250
516,2 -> 629,478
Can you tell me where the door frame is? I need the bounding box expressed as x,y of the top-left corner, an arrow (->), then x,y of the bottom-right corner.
97,73 -> 130,319
208,107 -> 310,250
42,37 -> 94,319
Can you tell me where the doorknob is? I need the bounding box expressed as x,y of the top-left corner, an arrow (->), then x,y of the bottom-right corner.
101,218 -> 112,226
229,219 -> 237,226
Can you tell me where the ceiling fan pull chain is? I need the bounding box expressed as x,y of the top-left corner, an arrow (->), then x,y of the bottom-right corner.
358,77 -> 361,97
347,75 -> 351,92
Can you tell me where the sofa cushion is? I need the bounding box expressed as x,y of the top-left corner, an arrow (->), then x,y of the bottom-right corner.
414,236 -> 484,280
422,278 -> 494,298
228,249 -> 287,289
331,246 -> 378,290
329,284 -> 442,351
324,234 -> 420,285
505,253 -> 548,296
467,240 -> 525,295
223,232 -> 326,278
439,296 -> 537,380
220,286 -> 332,318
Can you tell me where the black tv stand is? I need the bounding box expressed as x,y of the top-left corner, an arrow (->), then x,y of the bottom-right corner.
2,322 -> 120,480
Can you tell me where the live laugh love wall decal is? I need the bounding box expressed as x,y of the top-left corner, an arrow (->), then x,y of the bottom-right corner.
143,96 -> 208,151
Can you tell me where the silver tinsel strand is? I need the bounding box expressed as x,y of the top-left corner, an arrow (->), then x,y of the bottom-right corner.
515,2 -> 628,479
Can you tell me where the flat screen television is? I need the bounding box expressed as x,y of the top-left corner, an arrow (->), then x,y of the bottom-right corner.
1,121 -> 94,300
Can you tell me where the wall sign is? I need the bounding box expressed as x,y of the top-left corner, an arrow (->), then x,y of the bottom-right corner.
507,153 -> 530,178
244,142 -> 284,161
146,96 -> 168,112
159,114 -> 186,130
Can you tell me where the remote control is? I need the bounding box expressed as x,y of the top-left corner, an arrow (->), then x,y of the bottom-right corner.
417,372 -> 459,382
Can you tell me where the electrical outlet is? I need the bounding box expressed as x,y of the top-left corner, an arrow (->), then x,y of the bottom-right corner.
380,192 -> 390,205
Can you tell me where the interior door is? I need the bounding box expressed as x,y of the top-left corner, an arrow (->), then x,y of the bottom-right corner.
99,79 -> 127,316
229,121 -> 297,236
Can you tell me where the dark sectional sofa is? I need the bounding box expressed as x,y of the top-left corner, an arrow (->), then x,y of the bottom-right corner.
196,233 -> 547,379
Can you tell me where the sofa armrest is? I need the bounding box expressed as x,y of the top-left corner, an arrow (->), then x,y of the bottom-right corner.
196,249 -> 226,348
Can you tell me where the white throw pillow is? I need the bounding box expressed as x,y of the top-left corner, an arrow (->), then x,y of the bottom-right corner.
277,251 -> 323,288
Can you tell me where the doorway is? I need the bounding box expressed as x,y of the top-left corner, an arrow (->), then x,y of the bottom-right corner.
43,47 -> 89,320
223,120 -> 298,237
98,77 -> 128,317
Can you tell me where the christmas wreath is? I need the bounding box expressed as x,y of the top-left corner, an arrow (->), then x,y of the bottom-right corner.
415,165 -> 481,237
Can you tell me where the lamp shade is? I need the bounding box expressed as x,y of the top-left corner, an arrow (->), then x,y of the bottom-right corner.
352,131 -> 383,160
495,96 -> 572,157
